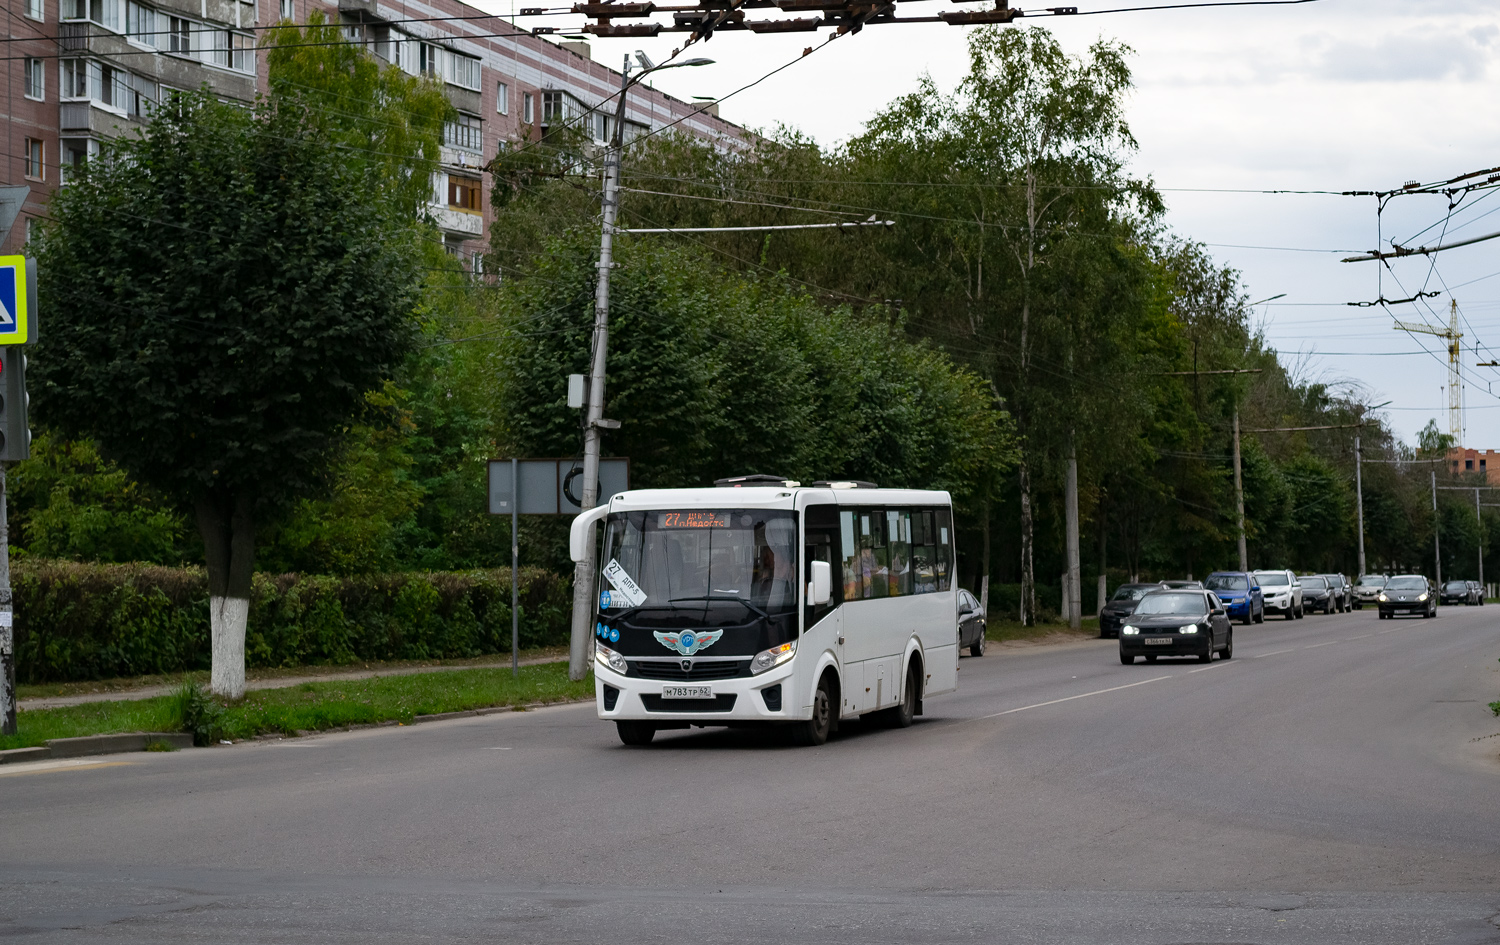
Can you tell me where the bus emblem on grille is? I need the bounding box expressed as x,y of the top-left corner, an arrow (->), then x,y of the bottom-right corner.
653,629 -> 723,656
681,659 -> 693,672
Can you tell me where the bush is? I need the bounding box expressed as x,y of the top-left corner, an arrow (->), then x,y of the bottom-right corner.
11,559 -> 572,683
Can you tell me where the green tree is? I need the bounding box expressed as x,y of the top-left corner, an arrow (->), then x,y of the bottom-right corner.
263,11 -> 453,218
32,90 -> 422,696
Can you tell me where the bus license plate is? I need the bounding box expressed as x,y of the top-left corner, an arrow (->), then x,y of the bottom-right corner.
662,685 -> 713,699
1144,637 -> 1174,646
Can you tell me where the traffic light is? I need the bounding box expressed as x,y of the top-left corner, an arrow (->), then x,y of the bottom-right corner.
0,345 -> 29,462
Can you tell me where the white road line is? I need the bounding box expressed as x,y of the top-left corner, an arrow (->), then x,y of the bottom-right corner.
1303,640 -> 1339,649
974,675 -> 1173,721
1253,648 -> 1299,658
0,760 -> 136,778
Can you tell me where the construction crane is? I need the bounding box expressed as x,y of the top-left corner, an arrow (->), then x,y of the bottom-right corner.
1394,299 -> 1463,444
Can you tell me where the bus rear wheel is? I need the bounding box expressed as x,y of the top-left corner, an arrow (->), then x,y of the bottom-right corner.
879,663 -> 919,729
790,675 -> 834,746
616,721 -> 656,746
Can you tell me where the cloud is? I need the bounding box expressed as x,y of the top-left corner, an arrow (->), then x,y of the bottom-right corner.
1307,29 -> 1493,83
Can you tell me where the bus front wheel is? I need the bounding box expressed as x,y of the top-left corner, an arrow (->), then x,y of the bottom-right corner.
616,721 -> 656,746
790,675 -> 834,746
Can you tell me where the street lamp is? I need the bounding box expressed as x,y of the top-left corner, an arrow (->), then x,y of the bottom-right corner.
567,52 -> 715,680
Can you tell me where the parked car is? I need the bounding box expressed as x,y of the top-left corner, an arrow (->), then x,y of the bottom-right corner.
1204,571 -> 1264,625
1300,575 -> 1337,614
1377,575 -> 1436,619
1439,580 -> 1474,606
1254,569 -> 1304,619
958,588 -> 987,656
1317,574 -> 1349,612
1352,574 -> 1387,609
1162,580 -> 1204,590
1467,580 -> 1486,606
1099,583 -> 1168,639
1119,589 -> 1233,664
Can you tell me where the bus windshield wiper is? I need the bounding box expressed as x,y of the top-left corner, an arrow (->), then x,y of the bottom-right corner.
667,595 -> 770,620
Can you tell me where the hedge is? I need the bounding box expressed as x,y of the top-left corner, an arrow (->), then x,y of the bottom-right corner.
11,559 -> 573,684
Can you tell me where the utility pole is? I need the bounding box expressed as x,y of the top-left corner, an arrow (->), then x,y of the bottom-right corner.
1475,487 -> 1483,591
567,52 -> 713,682
1064,434 -> 1080,630
0,462 -> 13,736
1233,409 -> 1247,571
1432,470 -> 1442,587
1354,435 -> 1366,578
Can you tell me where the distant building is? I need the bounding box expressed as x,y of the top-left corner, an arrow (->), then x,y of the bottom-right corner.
1446,448 -> 1500,481
0,0 -> 745,263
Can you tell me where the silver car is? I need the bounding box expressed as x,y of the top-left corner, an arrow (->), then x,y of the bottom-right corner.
1352,574 -> 1387,610
1253,569 -> 1304,620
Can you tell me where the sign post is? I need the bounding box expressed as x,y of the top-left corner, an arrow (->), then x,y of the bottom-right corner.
0,255 -> 36,736
488,458 -> 629,677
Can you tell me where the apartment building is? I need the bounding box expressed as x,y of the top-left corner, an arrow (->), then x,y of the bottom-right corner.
1447,447 -> 1500,482
0,0 -> 745,260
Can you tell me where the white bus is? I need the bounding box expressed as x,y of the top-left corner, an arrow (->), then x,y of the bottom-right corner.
569,476 -> 960,746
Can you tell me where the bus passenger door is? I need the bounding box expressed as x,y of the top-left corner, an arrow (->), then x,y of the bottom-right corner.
804,504 -> 856,716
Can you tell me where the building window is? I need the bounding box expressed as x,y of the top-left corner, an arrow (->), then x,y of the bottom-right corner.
24,139 -> 43,181
447,176 -> 481,212
1481,459 -> 1488,470
542,90 -> 584,126
443,113 -> 482,153
279,0 -> 292,18
26,0 -> 43,21
1466,459 -> 1474,470
64,0 -> 121,29
471,251 -> 484,275
24,218 -> 35,246
24,59 -> 44,100
496,81 -> 508,115
168,15 -> 191,53
522,92 -> 533,124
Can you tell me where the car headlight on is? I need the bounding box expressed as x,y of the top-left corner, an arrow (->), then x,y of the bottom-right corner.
595,642 -> 628,675
1122,625 -> 1140,635
1377,593 -> 1388,602
751,640 -> 796,675
1181,623 -> 1199,634
1417,592 -> 1428,602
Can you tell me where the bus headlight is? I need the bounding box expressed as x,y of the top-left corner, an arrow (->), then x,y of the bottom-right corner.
751,641 -> 796,675
595,642 -> 628,675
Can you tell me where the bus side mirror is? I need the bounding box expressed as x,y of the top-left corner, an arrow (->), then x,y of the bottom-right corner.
809,561 -> 832,606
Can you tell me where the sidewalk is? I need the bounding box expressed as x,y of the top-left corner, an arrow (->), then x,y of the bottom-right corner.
19,653 -> 566,711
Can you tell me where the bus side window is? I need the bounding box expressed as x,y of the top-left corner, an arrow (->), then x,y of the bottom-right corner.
912,509 -> 937,594
840,510 -> 859,601
889,509 -> 912,597
935,507 -> 954,591
863,509 -> 889,599
804,504 -> 842,626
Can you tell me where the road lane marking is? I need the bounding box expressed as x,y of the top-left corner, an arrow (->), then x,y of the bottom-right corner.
974,675 -> 1173,721
0,760 -> 136,778
1253,648 -> 1299,658
1303,640 -> 1339,649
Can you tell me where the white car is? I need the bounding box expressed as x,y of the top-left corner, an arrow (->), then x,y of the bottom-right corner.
1252,569 -> 1303,620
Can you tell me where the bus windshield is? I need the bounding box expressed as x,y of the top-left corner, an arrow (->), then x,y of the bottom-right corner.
601,509 -> 799,628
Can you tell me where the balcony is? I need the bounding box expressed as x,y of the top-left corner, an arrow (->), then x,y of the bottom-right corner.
430,204 -> 483,237
443,119 -> 483,154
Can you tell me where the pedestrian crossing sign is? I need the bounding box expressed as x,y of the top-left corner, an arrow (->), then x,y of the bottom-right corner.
0,255 -> 29,345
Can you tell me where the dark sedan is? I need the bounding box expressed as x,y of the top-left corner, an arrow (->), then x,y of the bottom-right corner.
1300,575 -> 1337,614
1099,583 -> 1166,639
1119,590 -> 1233,664
1378,575 -> 1436,619
1439,580 -> 1475,606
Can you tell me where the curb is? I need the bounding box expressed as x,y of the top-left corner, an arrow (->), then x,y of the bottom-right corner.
0,732 -> 194,765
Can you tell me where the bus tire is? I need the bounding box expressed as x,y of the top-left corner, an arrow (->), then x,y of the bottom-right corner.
790,674 -> 834,746
880,663 -> 920,729
615,721 -> 656,746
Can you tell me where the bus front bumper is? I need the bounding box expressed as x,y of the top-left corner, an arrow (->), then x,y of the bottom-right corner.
594,661 -> 805,724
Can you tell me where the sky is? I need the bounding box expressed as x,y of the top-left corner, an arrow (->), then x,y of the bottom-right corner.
497,0 -> 1500,449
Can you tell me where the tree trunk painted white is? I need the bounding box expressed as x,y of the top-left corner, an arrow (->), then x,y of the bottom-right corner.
210,595 -> 248,698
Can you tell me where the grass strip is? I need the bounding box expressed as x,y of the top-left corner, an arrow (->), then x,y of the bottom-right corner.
1,661 -> 593,751
986,618 -> 1098,644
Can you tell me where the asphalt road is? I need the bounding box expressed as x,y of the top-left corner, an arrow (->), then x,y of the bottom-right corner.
4,605 -> 1499,944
